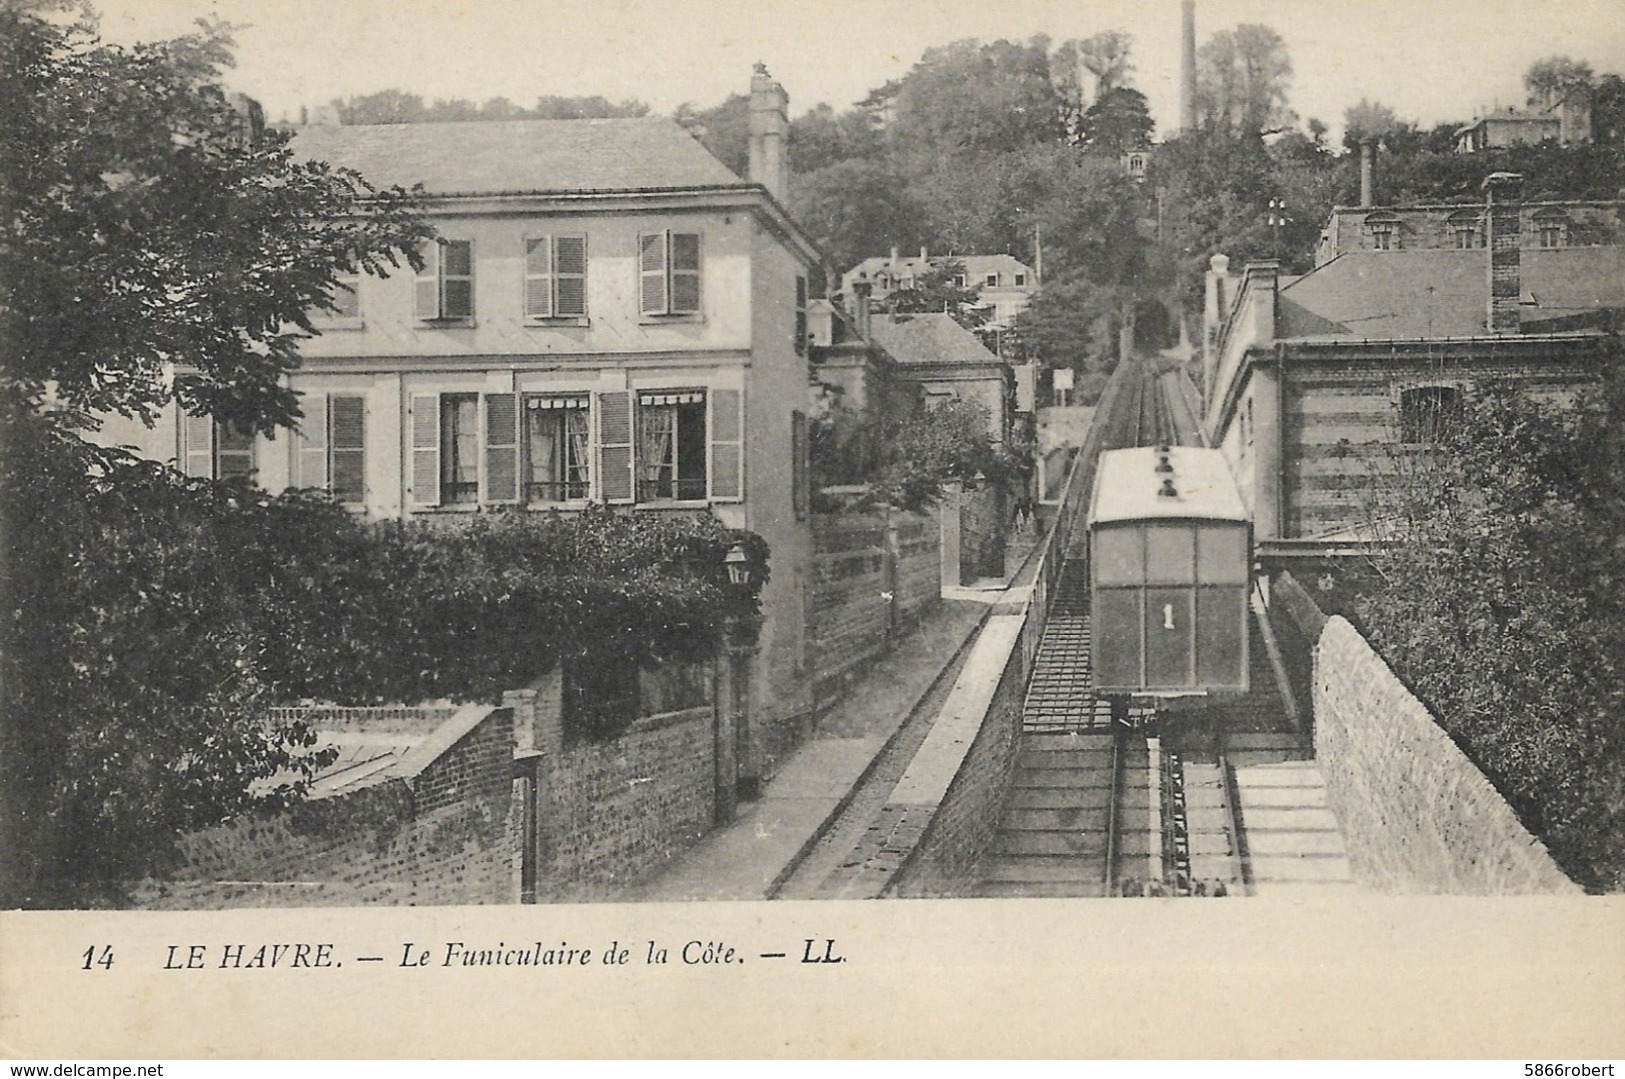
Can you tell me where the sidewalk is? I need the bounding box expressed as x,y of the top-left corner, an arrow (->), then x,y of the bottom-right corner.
625,596 -> 995,902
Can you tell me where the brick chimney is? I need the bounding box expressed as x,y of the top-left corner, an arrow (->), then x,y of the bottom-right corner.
748,62 -> 789,205
1483,171 -> 1523,334
852,275 -> 872,340
1359,137 -> 1377,207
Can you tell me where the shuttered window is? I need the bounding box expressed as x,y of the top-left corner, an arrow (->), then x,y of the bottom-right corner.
791,409 -> 808,519
638,230 -> 702,316
708,388 -> 743,502
597,390 -> 634,504
484,392 -> 520,504
297,394 -> 328,489
415,239 -> 474,321
793,275 -> 807,356
182,412 -> 255,481
410,395 -> 441,508
330,396 -> 366,503
524,235 -> 588,321
295,393 -> 365,503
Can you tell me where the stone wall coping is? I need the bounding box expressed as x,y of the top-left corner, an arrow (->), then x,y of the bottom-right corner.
395,703 -> 509,780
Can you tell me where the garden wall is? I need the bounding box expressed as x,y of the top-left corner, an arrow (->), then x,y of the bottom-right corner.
807,507 -> 940,706
134,703 -> 519,908
503,678 -> 719,900
1313,616 -> 1580,894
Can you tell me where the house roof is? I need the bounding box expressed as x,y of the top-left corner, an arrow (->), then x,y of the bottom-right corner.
289,118 -> 746,195
1277,247 -> 1625,340
842,252 -> 1035,287
867,313 -> 1005,371
257,703 -> 494,800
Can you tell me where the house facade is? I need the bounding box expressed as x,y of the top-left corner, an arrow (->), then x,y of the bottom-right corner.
94,68 -> 828,786
1202,172 -> 1625,561
867,312 -> 1013,444
839,250 -> 1038,328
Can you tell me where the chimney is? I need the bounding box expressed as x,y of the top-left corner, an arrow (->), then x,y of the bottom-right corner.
1483,172 -> 1523,334
1180,0 -> 1198,133
748,62 -> 789,205
1359,138 -> 1378,208
920,246 -> 928,261
890,245 -> 900,265
852,275 -> 872,340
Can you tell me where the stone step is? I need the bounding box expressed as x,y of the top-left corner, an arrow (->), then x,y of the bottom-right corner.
976,879 -> 1108,899
1241,807 -> 1342,832
1224,733 -> 1312,751
1237,785 -> 1329,809
1013,767 -> 1117,790
1248,854 -> 1354,882
1003,806 -> 1110,831
1018,751 -> 1113,769
995,831 -> 1109,858
1246,830 -> 1348,857
981,856 -> 1107,885
1023,733 -> 1115,752
1226,749 -> 1315,767
1232,765 -> 1328,788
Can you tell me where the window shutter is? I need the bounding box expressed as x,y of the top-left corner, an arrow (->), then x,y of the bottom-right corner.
794,275 -> 808,355
523,237 -> 552,320
671,232 -> 701,314
414,242 -> 440,320
182,412 -> 214,478
555,235 -> 587,317
442,240 -> 473,318
639,232 -> 667,315
596,390 -> 634,504
484,392 -> 520,504
410,395 -> 441,508
330,395 -> 366,503
791,409 -> 809,520
709,388 -> 743,502
297,393 -> 328,489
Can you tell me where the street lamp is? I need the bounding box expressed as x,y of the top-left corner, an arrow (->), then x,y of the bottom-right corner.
724,543 -> 753,588
1267,197 -> 1290,259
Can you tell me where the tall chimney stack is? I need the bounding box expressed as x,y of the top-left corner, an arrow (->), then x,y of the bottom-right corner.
748,62 -> 789,205
852,275 -> 872,340
1180,0 -> 1198,133
1483,172 -> 1524,335
1359,138 -> 1378,207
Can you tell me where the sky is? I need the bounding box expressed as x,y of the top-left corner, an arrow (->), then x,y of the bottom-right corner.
90,0 -> 1625,144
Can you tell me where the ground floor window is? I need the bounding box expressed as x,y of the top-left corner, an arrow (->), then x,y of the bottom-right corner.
525,396 -> 590,503
440,393 -> 480,504
637,390 -> 707,501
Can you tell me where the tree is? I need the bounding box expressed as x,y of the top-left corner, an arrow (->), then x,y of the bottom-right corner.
1073,30 -> 1135,102
531,95 -> 649,120
0,4 -> 430,904
674,93 -> 750,177
334,88 -> 427,125
1195,24 -> 1295,138
1078,87 -> 1154,156
787,102 -> 882,176
887,38 -> 1064,161
1525,55 -> 1595,107
886,257 -> 987,330
2,9 -> 430,436
788,158 -> 928,275
1342,98 -> 1400,151
1352,358 -> 1625,891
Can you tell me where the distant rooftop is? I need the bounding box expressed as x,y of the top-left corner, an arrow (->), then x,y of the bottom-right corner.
289,118 -> 746,196
1279,247 -> 1625,340
868,312 -> 1002,368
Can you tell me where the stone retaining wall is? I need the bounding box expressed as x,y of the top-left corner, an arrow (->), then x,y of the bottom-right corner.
1314,617 -> 1580,894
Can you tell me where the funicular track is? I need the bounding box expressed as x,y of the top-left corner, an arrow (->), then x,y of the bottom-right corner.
971,357 -> 1250,898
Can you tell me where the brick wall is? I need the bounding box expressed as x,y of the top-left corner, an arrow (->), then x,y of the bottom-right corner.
1282,350 -> 1598,538
1313,616 -> 1580,894
807,508 -> 940,705
134,705 -> 519,908
886,617 -> 1027,898
535,705 -> 716,899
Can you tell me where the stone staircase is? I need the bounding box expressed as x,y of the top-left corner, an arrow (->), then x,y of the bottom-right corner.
1226,733 -> 1358,895
974,732 -> 1118,898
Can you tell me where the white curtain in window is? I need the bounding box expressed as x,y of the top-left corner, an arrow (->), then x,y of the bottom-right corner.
565,408 -> 590,486
639,405 -> 676,486
528,408 -> 559,486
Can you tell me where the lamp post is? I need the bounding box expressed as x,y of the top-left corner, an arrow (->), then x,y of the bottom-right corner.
716,542 -> 763,820
1267,198 -> 1290,261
